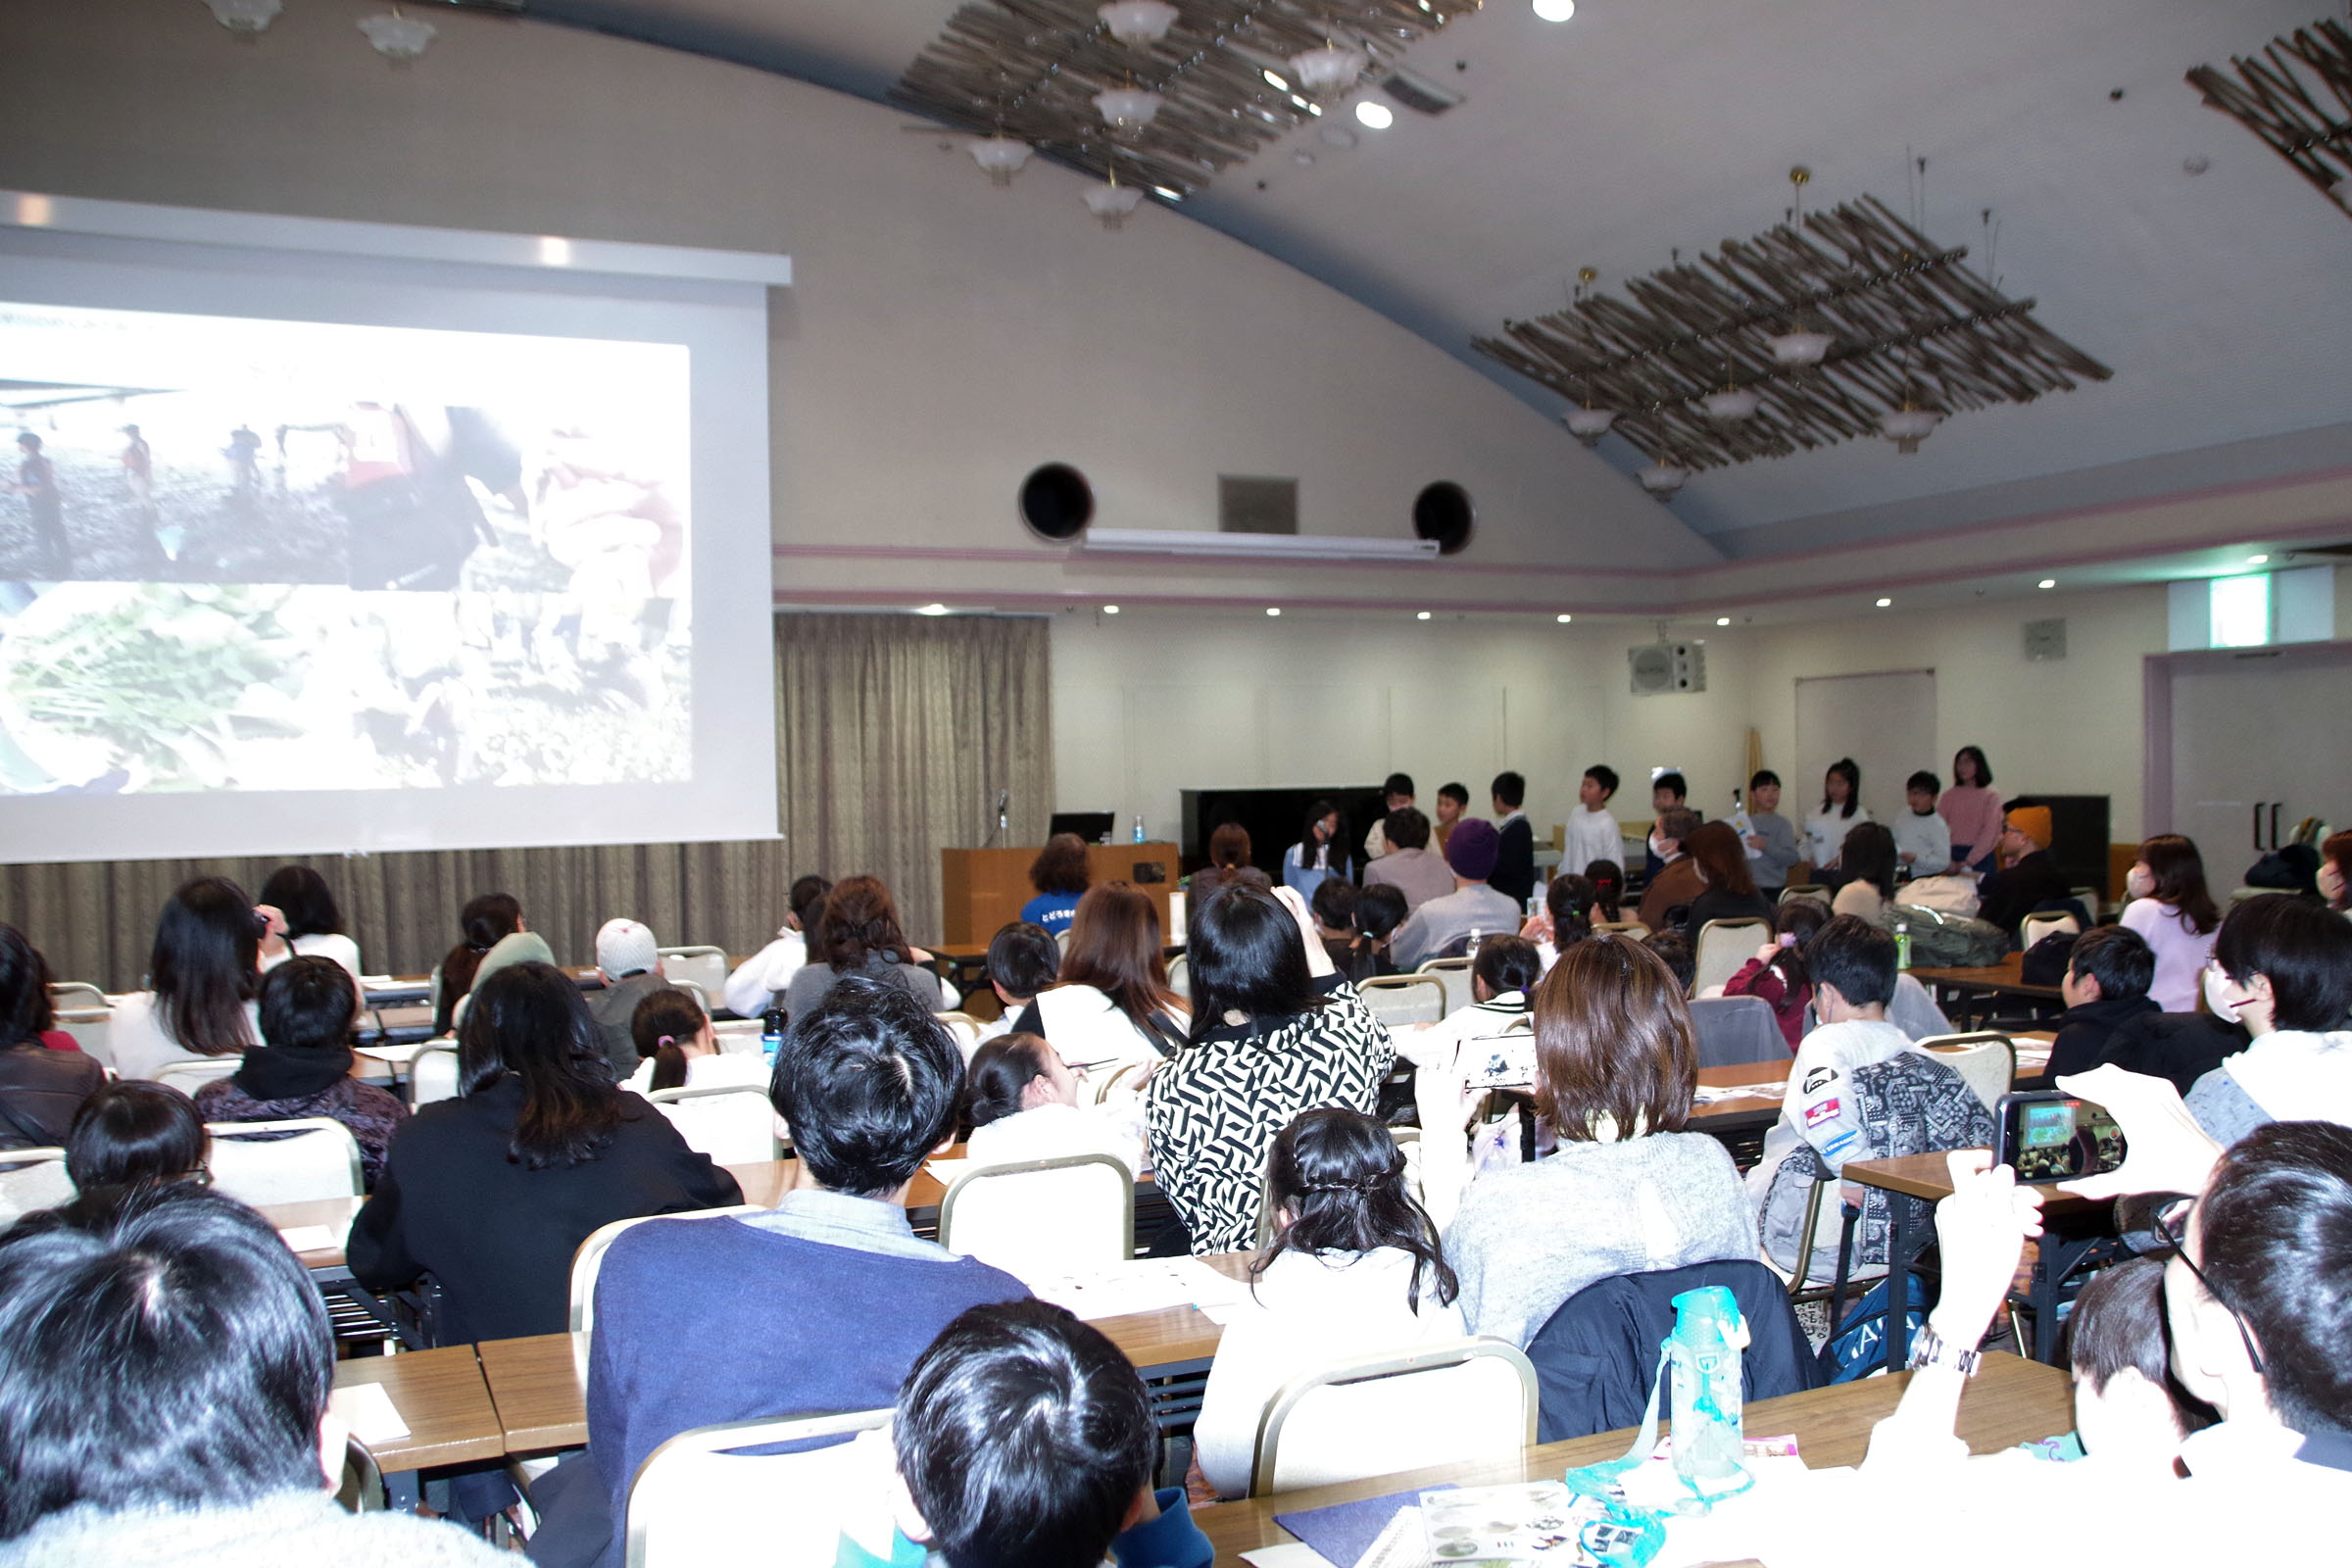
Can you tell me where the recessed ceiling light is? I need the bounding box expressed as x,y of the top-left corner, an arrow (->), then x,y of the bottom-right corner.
1262,69 -> 1289,89
1416,611 -> 1432,620
1714,616 -> 1731,626
1533,0 -> 1575,19
2247,554 -> 2270,564
1875,597 -> 1892,609
1555,612 -> 1573,623
1265,607 -> 1282,616
1354,100 -> 1395,129
916,603 -> 951,616
1102,605 -> 1120,614
2037,579 -> 2055,590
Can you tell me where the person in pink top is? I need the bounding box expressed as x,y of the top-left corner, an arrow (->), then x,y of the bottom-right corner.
1936,745 -> 2004,873
2120,833 -> 2225,1013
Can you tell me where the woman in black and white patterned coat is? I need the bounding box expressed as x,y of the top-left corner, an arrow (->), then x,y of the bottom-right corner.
1147,883 -> 1396,1254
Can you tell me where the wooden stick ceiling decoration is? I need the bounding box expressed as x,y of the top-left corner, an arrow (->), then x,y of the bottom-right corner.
891,1 -> 1469,198
1472,194 -> 2112,473
2189,19 -> 2352,221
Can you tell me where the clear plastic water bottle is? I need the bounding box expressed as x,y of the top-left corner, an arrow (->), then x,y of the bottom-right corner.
1894,918 -> 1913,971
1667,1286 -> 1748,1494
1131,813 -> 1145,844
760,1006 -> 787,1067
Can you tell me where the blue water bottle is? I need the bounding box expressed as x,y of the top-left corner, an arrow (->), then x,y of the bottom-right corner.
760,1006 -> 786,1067
1666,1286 -> 1748,1498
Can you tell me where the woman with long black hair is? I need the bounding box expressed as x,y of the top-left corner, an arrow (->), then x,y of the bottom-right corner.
1800,758 -> 1870,872
110,877 -> 265,1081
432,892 -> 523,1038
1280,799 -> 1349,903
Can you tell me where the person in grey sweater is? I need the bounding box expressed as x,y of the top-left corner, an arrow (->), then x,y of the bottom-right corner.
1741,769 -> 1802,893
0,1182 -> 506,1565
1416,936 -> 1759,1347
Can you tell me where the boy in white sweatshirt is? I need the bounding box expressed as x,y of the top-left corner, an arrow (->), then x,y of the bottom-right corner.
1892,770 -> 1953,877
1564,763 -> 1624,875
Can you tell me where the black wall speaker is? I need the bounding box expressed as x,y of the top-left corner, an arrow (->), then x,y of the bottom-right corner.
1020,464 -> 1095,541
1412,481 -> 1474,555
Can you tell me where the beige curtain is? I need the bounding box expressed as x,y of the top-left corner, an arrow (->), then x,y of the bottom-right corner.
773,612 -> 1054,943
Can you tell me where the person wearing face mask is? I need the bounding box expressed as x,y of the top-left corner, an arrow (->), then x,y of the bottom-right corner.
1636,808 -> 1705,933
2319,830 -> 2352,914
2121,834 -> 2225,1013
2181,893 -> 2352,1145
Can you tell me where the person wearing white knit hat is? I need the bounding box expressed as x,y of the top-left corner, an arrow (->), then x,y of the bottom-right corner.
584,918 -> 666,1079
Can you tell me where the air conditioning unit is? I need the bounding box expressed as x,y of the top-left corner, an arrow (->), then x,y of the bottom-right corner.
1629,642 -> 1706,696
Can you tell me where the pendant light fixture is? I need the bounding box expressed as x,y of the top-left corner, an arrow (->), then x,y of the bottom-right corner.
1097,1 -> 1180,47
967,136 -> 1035,185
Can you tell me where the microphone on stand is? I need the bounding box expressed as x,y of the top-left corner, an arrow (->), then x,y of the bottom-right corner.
984,787 -> 1009,848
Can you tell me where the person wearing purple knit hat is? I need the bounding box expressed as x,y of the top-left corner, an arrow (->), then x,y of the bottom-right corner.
1390,817 -> 1521,968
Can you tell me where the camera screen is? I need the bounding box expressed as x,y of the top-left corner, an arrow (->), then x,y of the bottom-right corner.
2012,1099 -> 2126,1183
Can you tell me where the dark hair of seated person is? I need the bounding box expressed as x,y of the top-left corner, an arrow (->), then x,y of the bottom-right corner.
257,864 -> 346,941
789,873 -> 834,930
2066,925 -> 2155,1005
964,1032 -> 1055,1129
1028,834 -> 1093,899
1534,936 -> 1695,1141
1472,933 -> 1543,998
1383,807 -> 1431,853
436,891 -> 523,1036
985,922 -> 1059,1004
1257,1106 -> 1456,1312
2213,892 -> 2352,1032
1205,822 -> 1251,871
2065,1255 -> 2215,1435
1058,882 -> 1180,1032
771,973 -> 962,1199
1309,876 -> 1357,934
457,960 -> 626,1170
1545,875 -> 1594,944
258,955 -> 360,1054
1583,859 -> 1625,921
1838,821 -> 1899,900
1640,929 -> 1695,995
1687,820 -> 1758,898
1804,914 -> 1898,1009
814,875 -> 916,971
895,1299 -> 1159,1568
2196,1120 -> 2352,1435
1183,885 -> 1324,1047
65,1081 -> 208,1192
632,985 -> 710,1094
0,1183 -> 335,1540
149,875 -> 264,1058
1351,884 -> 1408,948
0,922 -> 56,1046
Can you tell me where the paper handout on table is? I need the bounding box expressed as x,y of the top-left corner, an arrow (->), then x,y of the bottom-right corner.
328,1381 -> 412,1445
276,1225 -> 340,1253
1012,1256 -> 1250,1321
1690,1080 -> 1786,1104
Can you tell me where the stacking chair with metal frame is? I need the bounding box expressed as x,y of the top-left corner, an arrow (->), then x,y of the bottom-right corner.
154,1056 -> 240,1094
46,982 -> 112,1062
646,1084 -> 784,1164
934,1152 -> 1134,1271
1355,972 -> 1446,1028
656,946 -> 729,1004
205,1117 -> 364,1206
624,1408 -> 894,1568
1691,917 -> 1771,996
2019,910 -> 2081,950
1415,956 -> 1477,1016
1249,1338 -> 1541,1496
1915,1031 -> 2017,1115
409,1044 -> 462,1108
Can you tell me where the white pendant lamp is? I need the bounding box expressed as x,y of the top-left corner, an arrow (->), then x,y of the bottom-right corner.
1563,408 -> 1619,446
1094,86 -> 1166,128
358,10 -> 437,59
1637,464 -> 1689,500
1085,180 -> 1146,228
1702,387 -> 1761,420
1768,330 -> 1834,366
1881,405 -> 1943,454
202,0 -> 281,30
1098,1 -> 1180,46
967,137 -> 1035,185
1289,42 -> 1368,95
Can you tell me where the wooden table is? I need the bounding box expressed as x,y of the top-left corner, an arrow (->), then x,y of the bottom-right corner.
1841,1150 -> 2111,1373
1690,1061 -> 1791,1131
330,1346 -> 507,1510
1199,1353 -> 2072,1563
1911,956 -> 2061,1029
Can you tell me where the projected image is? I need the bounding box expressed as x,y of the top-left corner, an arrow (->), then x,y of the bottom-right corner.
0,302 -> 693,795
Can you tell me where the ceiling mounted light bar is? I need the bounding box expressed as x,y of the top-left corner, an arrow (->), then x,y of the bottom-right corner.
1080,529 -> 1440,562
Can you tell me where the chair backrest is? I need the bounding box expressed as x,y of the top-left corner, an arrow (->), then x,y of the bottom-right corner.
625,1408 -> 893,1568
935,1153 -> 1134,1272
154,1056 -> 240,1091
1166,951 -> 1190,1001
410,1044 -> 461,1108
1687,995 -> 1787,1068
711,1019 -> 766,1055
1692,918 -> 1770,996
1250,1338 -> 1540,1496
655,946 -> 728,1002
1916,1032 -> 2016,1114
2020,910 -> 2081,949
2069,887 -> 2106,920
933,1011 -> 983,1056
49,994 -> 113,1062
648,1085 -> 782,1164
1415,956 -> 1477,1016
205,1118 -> 364,1205
571,1205 -> 769,1336
47,981 -> 107,1011
1778,885 -> 1831,909
0,1150 -> 74,1226
1356,972 -> 1446,1027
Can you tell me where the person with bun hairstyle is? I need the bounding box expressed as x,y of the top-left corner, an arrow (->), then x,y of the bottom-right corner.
1421,935 -> 1757,1345
784,876 -> 952,1017
432,893 -> 523,1038
1191,1106 -> 1465,1498
622,985 -> 768,1097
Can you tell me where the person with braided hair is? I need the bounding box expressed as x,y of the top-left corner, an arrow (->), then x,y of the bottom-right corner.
1191,1106 -> 1464,1498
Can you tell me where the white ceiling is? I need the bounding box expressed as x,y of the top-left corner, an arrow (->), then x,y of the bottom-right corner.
524,0 -> 2352,554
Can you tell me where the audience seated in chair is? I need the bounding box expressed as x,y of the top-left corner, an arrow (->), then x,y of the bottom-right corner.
622,985 -> 769,1097
1418,935 -> 1757,1347
582,917 -> 668,1079
1723,900 -> 1829,1051
1641,929 -> 1695,997
1636,808 -> 1705,934
1021,833 -> 1094,938
970,920 -> 1056,1051
194,955 -> 407,1188
0,923 -> 103,1151
1009,882 -> 1188,1078
349,961 -> 740,1348
255,864 -> 366,983
784,876 -> 952,1019
2182,893 -> 2352,1145
2041,925 -> 2162,1085
0,1183 -> 505,1566
432,892 -> 525,1039
1359,771 -> 1416,863
1193,1107 -> 1466,1499
66,1080 -> 209,1192
530,975 -> 1027,1568
1521,872 -> 1593,973
109,876 -> 264,1081
1644,771 -> 1690,880
1389,819 -> 1519,970
831,1300 -> 1213,1568
1975,805 -> 2077,948
2120,833 -> 2224,1013
1395,934 -> 1540,1072
1681,820 -> 1776,940
1362,806 -> 1455,914
1831,822 -> 1900,924
1345,884 -> 1409,982
721,873 -> 830,1019
963,1032 -> 1144,1177
1309,877 -> 1363,978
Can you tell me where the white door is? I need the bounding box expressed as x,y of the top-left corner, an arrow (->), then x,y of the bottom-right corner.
2156,643 -> 2352,880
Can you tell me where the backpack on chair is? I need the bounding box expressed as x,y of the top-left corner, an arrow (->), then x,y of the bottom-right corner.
1876,904 -> 2005,967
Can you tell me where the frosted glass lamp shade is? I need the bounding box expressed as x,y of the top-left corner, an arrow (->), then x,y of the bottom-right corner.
1637,464 -> 1689,498
1289,44 -> 1368,94
967,137 -> 1035,185
1881,407 -> 1943,453
358,11 -> 437,58
1085,182 -> 1147,227
1563,408 -> 1618,446
1098,1 -> 1180,45
202,0 -> 281,29
1702,387 -> 1761,420
1769,330 -> 1834,366
1094,87 -> 1167,128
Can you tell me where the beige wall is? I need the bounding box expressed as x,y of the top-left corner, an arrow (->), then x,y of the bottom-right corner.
1054,581 -> 2175,849
0,0 -> 1720,617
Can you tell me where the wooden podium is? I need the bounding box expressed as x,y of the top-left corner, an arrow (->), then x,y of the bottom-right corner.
938,843 -> 1178,949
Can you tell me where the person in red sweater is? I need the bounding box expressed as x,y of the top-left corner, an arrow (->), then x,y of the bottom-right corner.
1723,900 -> 1830,1051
